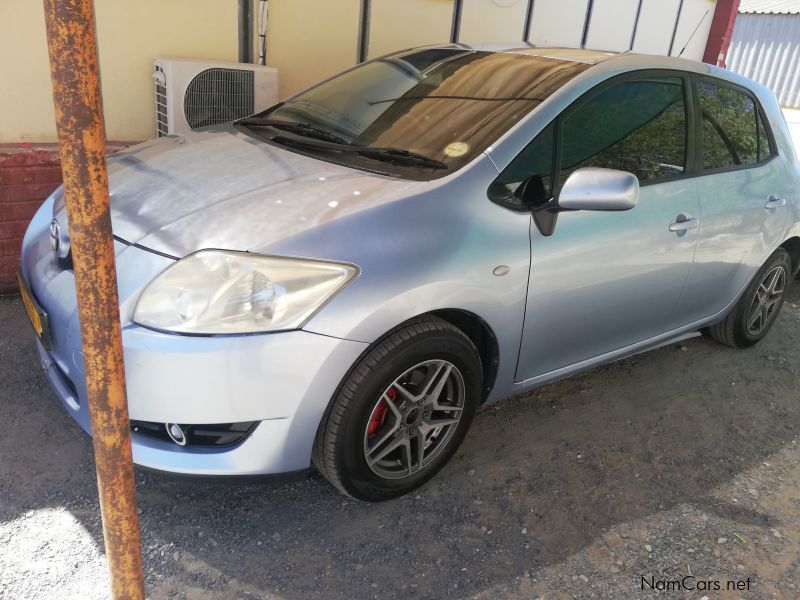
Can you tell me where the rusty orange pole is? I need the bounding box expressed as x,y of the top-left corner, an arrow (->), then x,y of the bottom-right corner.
42,1 -> 145,598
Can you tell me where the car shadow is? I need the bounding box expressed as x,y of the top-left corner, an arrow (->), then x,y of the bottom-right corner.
2,284 -> 800,599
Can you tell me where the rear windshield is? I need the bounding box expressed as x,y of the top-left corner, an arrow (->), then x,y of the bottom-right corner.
239,48 -> 591,180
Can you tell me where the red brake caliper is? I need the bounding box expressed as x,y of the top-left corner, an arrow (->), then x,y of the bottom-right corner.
367,388 -> 394,439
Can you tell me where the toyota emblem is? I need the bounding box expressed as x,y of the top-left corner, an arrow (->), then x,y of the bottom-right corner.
49,219 -> 61,254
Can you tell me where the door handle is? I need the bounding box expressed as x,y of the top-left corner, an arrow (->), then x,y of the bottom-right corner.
765,194 -> 787,209
669,214 -> 699,232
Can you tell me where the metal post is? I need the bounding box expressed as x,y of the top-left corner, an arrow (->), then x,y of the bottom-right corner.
523,0 -> 535,42
668,0 -> 686,55
450,0 -> 463,43
239,0 -> 254,63
629,0 -> 644,51
580,0 -> 595,49
42,1 -> 145,599
357,0 -> 371,63
257,0 -> 269,65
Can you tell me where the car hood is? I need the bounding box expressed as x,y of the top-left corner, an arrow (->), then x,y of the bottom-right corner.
57,129 -> 427,258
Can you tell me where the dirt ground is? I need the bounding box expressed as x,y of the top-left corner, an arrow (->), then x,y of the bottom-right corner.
2,287 -> 800,600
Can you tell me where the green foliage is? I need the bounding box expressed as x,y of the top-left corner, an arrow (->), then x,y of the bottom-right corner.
699,82 -> 758,169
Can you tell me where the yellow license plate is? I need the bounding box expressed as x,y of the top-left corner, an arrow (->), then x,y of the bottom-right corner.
17,270 -> 52,349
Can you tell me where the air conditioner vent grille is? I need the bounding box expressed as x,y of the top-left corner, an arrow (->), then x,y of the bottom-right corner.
155,64 -> 169,137
184,67 -> 255,130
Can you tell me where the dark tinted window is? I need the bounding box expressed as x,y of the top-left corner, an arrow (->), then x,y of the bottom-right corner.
698,81 -> 759,169
490,123 -> 554,208
757,110 -> 774,161
559,77 -> 687,184
242,49 -> 590,180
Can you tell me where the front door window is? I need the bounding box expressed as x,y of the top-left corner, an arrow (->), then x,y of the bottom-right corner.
560,77 -> 688,184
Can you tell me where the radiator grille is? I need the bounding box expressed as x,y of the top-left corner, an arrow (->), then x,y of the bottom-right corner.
154,64 -> 169,137
184,68 -> 255,130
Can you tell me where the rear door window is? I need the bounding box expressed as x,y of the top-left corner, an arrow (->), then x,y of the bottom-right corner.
698,81 -> 761,170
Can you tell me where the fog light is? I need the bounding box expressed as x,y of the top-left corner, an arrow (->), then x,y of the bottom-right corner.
131,420 -> 257,447
166,423 -> 187,446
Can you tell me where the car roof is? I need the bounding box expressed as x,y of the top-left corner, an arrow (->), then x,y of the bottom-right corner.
426,43 -> 770,96
433,42 -> 708,69
446,43 -> 618,64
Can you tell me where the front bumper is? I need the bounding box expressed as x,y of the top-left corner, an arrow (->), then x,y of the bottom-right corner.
21,198 -> 368,475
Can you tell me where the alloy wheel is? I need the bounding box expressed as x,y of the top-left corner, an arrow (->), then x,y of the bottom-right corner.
363,359 -> 466,479
746,265 -> 786,335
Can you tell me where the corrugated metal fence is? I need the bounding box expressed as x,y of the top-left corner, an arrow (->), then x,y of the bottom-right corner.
727,13 -> 800,107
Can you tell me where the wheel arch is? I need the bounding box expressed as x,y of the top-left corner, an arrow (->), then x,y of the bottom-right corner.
780,236 -> 800,278
329,309 -> 501,406
427,309 -> 500,403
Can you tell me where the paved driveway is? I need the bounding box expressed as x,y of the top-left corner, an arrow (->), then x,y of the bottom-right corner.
2,290 -> 800,599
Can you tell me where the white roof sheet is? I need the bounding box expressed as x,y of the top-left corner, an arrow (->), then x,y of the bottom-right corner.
739,1 -> 800,14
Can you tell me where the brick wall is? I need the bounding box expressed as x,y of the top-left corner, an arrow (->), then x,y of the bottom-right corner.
0,142 -> 130,294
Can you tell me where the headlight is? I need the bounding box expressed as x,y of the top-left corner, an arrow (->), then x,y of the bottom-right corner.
133,250 -> 358,334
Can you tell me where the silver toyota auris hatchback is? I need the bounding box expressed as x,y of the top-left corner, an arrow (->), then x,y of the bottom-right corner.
20,45 -> 800,501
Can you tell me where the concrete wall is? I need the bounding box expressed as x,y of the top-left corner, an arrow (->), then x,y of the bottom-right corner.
0,0 -> 238,143
1,0 -> 720,142
368,0 -> 455,58
264,0 -> 362,101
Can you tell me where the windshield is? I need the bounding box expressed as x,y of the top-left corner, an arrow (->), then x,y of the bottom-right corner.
237,48 -> 591,180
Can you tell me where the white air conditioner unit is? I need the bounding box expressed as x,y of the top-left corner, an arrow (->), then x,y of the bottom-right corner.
153,57 -> 278,137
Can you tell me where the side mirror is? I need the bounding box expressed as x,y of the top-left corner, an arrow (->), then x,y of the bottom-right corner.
558,167 -> 639,211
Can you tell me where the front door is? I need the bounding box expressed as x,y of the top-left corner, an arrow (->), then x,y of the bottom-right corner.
511,74 -> 701,381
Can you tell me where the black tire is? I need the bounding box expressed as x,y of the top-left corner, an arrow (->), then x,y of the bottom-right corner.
313,316 -> 482,502
707,248 -> 791,348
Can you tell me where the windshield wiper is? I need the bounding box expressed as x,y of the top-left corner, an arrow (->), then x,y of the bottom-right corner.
355,147 -> 448,170
235,117 -> 352,145
270,134 -> 448,170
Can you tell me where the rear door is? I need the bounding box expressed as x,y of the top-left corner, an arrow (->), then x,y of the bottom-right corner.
506,73 -> 702,382
677,78 -> 788,323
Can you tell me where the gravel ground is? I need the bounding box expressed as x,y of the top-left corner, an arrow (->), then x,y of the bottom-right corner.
2,288 -> 800,600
